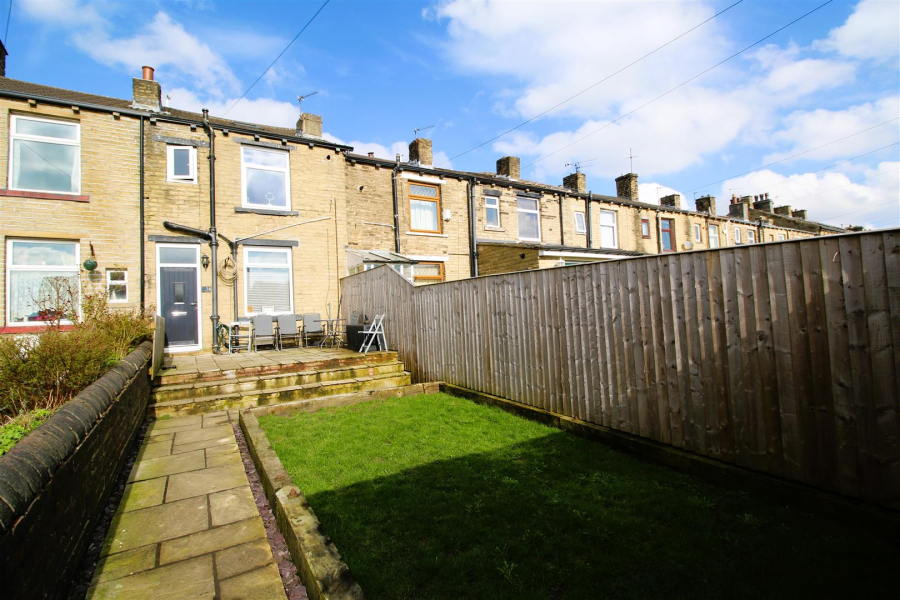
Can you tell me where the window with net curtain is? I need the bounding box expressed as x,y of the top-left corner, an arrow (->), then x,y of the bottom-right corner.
517,197 -> 540,240
10,116 -> 81,194
242,147 -> 290,209
409,183 -> 441,232
6,239 -> 80,324
244,247 -> 293,316
413,262 -> 444,283
599,209 -> 618,248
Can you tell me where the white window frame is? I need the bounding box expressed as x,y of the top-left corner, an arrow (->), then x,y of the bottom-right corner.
106,269 -> 128,303
5,238 -> 81,328
242,246 -> 294,317
485,196 -> 501,229
777,233 -> 786,241
708,224 -> 720,248
517,197 -> 542,242
734,227 -> 742,245
747,230 -> 756,244
574,211 -> 586,234
9,114 -> 81,195
598,209 -> 619,249
694,223 -> 702,243
240,146 -> 291,210
155,243 -> 203,353
166,145 -> 197,183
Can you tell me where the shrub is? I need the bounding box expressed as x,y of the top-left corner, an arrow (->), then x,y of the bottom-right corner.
0,409 -> 52,456
0,293 -> 152,423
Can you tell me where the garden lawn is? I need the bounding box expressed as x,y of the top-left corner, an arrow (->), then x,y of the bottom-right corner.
260,393 -> 897,600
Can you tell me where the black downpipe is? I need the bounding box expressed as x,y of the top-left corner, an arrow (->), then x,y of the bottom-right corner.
586,191 -> 593,249
202,109 -> 220,348
391,163 -> 401,253
656,209 -> 663,254
468,178 -> 478,277
558,194 -> 565,247
139,116 -> 145,310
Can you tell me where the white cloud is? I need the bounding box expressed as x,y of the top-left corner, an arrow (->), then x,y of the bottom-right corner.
818,0 -> 900,62
637,183 -> 686,207
167,88 -> 300,128
718,161 -> 900,227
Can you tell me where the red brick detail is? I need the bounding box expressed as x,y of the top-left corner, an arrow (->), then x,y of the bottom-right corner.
0,189 -> 90,202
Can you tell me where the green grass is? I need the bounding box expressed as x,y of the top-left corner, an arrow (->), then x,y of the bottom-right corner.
260,394 -> 897,600
0,409 -> 52,457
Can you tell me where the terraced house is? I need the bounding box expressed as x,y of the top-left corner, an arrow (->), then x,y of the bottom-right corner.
0,64 -> 844,352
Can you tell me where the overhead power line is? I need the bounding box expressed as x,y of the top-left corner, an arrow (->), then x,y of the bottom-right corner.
222,0 -> 331,117
779,167 -> 899,205
5,0 -> 12,43
755,142 -> 899,191
436,0 -> 745,166
524,0 -> 836,169
687,117 -> 900,192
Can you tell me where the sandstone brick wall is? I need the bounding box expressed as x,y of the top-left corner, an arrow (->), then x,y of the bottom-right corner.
0,99 -> 142,329
0,342 -> 152,600
477,244 -> 540,275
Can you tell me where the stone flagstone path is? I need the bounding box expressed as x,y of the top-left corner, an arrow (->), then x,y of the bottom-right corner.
86,412 -> 286,599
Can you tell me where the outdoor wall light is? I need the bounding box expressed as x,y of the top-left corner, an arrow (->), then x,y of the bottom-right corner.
201,254 -> 210,270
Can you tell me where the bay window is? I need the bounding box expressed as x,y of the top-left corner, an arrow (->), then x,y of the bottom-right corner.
6,239 -> 80,325
9,115 -> 81,194
517,197 -> 541,241
243,247 -> 293,315
409,183 -> 441,233
598,210 -> 618,248
241,147 -> 290,209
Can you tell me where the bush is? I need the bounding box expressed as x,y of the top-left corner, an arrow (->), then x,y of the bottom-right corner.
0,294 -> 152,423
0,409 -> 52,456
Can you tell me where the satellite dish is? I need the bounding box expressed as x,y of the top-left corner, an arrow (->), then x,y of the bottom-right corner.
682,241 -> 694,251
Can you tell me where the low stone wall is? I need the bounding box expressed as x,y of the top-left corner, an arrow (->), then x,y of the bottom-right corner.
0,341 -> 153,600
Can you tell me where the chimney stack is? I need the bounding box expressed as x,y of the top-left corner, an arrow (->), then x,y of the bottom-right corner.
729,195 -> 750,220
660,194 -> 680,209
615,173 -> 639,201
696,195 -> 716,214
496,156 -> 520,180
296,113 -> 322,137
753,199 -> 774,213
774,205 -> 792,216
132,65 -> 161,111
0,39 -> 9,77
792,209 -> 807,220
563,171 -> 586,193
409,138 -> 433,167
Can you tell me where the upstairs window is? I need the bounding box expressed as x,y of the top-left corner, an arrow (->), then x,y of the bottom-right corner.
485,196 -> 500,228
574,211 -> 586,234
517,197 -> 541,241
167,146 -> 197,183
693,223 -> 702,243
409,183 -> 441,233
641,219 -> 651,239
243,247 -> 293,316
661,218 -> 675,252
241,147 -> 290,209
599,210 -> 618,248
734,227 -> 742,245
6,239 -> 80,325
9,115 -> 81,194
708,224 -> 720,248
747,230 -> 756,244
777,233 -> 786,241
107,270 -> 128,303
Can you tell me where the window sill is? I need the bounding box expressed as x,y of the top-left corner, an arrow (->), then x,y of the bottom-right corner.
166,179 -> 198,185
574,231 -> 587,236
406,231 -> 448,238
484,226 -> 505,232
518,238 -> 541,243
235,206 -> 299,217
0,324 -> 75,334
0,189 -> 89,203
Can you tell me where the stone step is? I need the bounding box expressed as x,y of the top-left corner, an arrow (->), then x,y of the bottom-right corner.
151,361 -> 406,403
147,371 -> 413,418
153,350 -> 398,387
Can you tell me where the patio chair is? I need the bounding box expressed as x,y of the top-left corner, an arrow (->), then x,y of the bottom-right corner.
228,320 -> 251,354
251,315 -> 277,352
276,314 -> 302,350
302,313 -> 324,347
359,313 -> 386,353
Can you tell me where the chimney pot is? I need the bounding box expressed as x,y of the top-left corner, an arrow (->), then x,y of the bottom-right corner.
296,113 -> 322,137
367,152 -> 375,158
132,68 -> 161,111
409,138 -> 433,166
563,172 -> 587,193
660,194 -> 680,209
142,66 -> 155,81
615,173 -> 639,201
496,156 -> 520,180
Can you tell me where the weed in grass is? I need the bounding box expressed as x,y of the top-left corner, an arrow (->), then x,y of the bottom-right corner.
260,393 -> 898,600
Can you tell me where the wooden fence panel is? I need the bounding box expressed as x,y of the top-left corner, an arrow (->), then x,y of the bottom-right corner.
340,230 -> 900,507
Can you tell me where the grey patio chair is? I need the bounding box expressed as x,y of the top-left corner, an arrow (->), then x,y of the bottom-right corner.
302,313 -> 324,347
276,314 -> 302,350
359,313 -> 386,353
251,315 -> 277,352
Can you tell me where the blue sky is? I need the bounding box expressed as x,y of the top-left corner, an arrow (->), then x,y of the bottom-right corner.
10,0 -> 900,228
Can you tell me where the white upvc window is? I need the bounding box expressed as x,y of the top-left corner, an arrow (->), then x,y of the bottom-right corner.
517,197 -> 541,241
166,145 -> 197,183
734,227 -> 742,245
107,270 -> 128,303
574,211 -> 586,234
694,223 -> 702,243
9,115 -> 81,194
241,146 -> 290,209
243,247 -> 294,316
777,233 -> 786,241
598,209 -> 618,248
5,238 -> 80,326
747,230 -> 756,244
708,224 -> 720,248
485,196 -> 500,229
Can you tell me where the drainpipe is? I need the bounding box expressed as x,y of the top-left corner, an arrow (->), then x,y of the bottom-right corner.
757,218 -> 764,244
586,191 -> 593,249
202,109 -> 220,348
655,208 -> 663,254
391,159 -> 401,254
558,193 -> 565,247
468,177 -> 478,277
139,116 -> 145,310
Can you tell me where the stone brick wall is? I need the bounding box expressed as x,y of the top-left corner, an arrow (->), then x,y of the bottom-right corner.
0,342 -> 152,600
477,244 -> 540,275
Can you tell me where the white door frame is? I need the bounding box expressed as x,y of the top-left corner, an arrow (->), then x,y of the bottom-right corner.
155,243 -> 203,353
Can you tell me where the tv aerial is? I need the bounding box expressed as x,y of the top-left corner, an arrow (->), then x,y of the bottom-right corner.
413,124 -> 435,138
565,158 -> 597,173
297,91 -> 319,111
